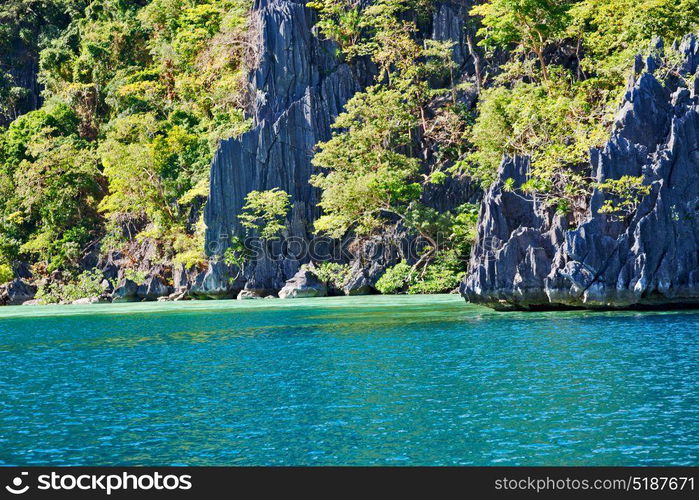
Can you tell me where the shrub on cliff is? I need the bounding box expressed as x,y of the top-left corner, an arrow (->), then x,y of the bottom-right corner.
375,262 -> 413,294
36,269 -> 105,304
0,262 -> 13,284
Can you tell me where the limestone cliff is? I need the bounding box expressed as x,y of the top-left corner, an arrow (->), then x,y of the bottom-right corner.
462,37 -> 699,310
204,0 -> 477,296
203,0 -> 372,295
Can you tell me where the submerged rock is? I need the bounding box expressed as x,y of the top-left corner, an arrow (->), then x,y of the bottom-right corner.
278,268 -> 327,299
462,36 -> 699,310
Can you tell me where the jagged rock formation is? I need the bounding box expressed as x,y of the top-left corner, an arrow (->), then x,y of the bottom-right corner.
462,37 -> 699,310
432,0 -> 476,76
237,289 -> 264,299
189,261 -> 245,299
342,222 -> 415,295
137,276 -> 171,301
204,0 -> 373,295
204,0 -> 478,297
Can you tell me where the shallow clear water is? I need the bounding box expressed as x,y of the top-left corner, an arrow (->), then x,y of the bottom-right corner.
0,294 -> 697,466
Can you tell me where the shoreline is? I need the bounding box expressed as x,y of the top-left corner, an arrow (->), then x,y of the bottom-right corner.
6,290 -> 699,313
3,293 -> 699,321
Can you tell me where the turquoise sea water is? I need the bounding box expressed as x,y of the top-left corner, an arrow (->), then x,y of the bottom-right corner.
0,294 -> 697,466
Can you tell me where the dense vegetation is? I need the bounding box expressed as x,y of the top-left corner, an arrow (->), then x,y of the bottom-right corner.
0,0 -> 252,281
308,0 -> 478,292
306,0 -> 698,291
460,0 -> 698,223
0,0 -> 80,124
1,0 -> 698,297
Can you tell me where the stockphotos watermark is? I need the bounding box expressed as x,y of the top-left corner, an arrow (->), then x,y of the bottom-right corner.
204,232 -> 500,263
4,471 -> 192,496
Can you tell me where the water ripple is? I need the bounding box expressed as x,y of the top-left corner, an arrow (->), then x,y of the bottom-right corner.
0,295 -> 697,465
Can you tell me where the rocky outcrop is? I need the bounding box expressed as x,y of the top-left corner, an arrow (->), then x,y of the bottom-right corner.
172,264 -> 197,290
204,0 -> 373,294
11,261 -> 33,280
0,39 -> 42,127
237,289 -> 264,300
189,260 -> 244,299
432,0 -> 476,75
111,279 -> 139,303
137,276 -> 171,301
278,268 -> 327,298
0,279 -> 36,305
204,0 -> 478,296
462,37 -> 699,310
342,222 -> 414,295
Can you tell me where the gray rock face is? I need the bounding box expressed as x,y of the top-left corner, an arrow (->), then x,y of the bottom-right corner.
343,261 -> 375,296
111,279 -> 139,303
432,1 -> 476,74
204,0 -> 371,293
137,276 -> 171,301
0,279 -> 36,305
462,36 -> 699,310
11,261 -> 32,280
0,39 -> 42,127
278,268 -> 327,298
172,264 -> 197,290
189,261 -> 244,299
343,222 -> 415,295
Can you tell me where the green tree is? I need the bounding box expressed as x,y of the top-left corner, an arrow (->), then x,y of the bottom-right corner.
0,262 -> 13,284
0,101 -> 100,269
238,188 -> 291,240
470,0 -> 573,83
569,0 -> 699,83
310,0 -> 472,279
597,175 -> 651,221
311,85 -> 421,238
15,134 -> 101,270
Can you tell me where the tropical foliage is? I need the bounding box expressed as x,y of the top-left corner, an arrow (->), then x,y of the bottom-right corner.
1,0 -> 697,295
238,188 -> 291,240
0,0 -> 253,275
459,0 -> 698,223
